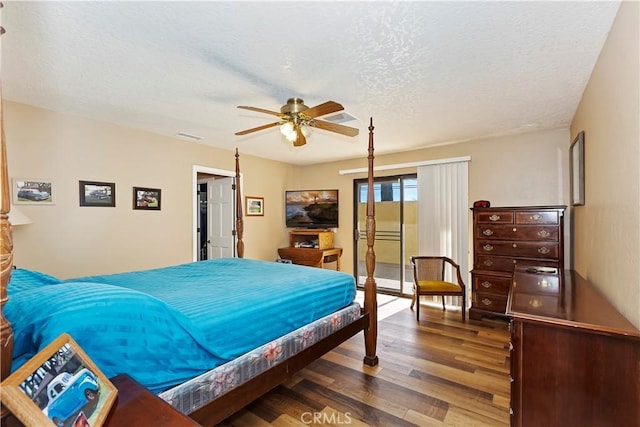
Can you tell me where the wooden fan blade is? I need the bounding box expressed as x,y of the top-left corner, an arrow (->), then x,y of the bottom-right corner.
237,106 -> 284,117
293,126 -> 306,147
302,101 -> 344,119
311,119 -> 359,137
235,122 -> 280,136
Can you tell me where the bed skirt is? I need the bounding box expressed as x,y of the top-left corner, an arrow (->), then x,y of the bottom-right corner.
159,302 -> 362,414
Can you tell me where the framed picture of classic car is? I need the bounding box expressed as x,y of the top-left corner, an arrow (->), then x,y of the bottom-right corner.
0,333 -> 117,427
79,181 -> 116,207
12,178 -> 54,205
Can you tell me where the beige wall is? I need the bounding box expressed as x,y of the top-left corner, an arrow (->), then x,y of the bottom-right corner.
7,101 -> 569,283
6,101 -> 294,278
570,1 -> 639,327
296,128 -> 570,274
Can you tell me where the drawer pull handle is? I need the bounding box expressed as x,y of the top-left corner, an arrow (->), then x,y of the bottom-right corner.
481,281 -> 492,288
538,280 -> 550,288
538,247 -> 550,254
513,227 -> 517,232
509,342 -> 514,351
529,298 -> 542,308
483,229 -> 494,236
537,230 -> 550,238
483,244 -> 494,251
483,259 -> 494,266
481,298 -> 492,306
530,214 -> 542,221
512,243 -> 517,248
509,376 -> 514,383
509,408 -> 514,416
489,214 -> 501,222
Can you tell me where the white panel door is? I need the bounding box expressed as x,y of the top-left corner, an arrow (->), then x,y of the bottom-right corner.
208,177 -> 234,259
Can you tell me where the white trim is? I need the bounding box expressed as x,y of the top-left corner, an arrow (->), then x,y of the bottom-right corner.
338,156 -> 471,175
192,165 -> 239,262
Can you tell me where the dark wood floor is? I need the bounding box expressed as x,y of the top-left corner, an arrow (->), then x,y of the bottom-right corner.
219,302 -> 511,426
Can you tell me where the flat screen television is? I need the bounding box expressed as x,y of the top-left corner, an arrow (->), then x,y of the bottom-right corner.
285,189 -> 339,229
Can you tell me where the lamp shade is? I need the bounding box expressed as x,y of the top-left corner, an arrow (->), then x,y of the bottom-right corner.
8,205 -> 32,226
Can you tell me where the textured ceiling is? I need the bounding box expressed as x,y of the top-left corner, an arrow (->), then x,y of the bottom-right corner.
1,1 -> 620,166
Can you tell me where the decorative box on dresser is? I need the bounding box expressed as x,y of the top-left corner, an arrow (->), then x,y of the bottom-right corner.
470,205 -> 566,320
507,266 -> 640,427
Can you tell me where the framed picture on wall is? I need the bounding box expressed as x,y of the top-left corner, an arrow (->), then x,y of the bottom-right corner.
570,131 -> 585,206
79,181 -> 116,207
245,196 -> 264,216
0,333 -> 117,427
12,179 -> 54,205
133,187 -> 161,210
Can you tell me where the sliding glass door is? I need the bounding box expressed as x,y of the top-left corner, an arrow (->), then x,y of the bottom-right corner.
354,174 -> 417,296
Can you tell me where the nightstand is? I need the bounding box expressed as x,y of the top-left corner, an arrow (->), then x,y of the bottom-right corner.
104,374 -> 199,426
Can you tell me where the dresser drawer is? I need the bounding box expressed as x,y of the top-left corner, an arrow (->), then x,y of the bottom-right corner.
476,211 -> 514,223
515,210 -> 559,225
473,274 -> 511,294
473,292 -> 507,313
509,292 -> 564,317
513,268 -> 561,295
475,255 -> 518,272
476,240 -> 559,259
476,224 -> 560,241
475,256 -> 560,272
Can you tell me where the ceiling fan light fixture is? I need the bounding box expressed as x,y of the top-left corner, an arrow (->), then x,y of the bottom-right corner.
280,122 -> 299,141
301,124 -> 312,138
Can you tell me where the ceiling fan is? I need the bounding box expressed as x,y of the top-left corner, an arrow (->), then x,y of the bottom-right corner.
235,98 -> 359,147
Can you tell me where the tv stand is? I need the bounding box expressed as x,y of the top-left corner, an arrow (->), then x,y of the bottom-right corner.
278,229 -> 342,270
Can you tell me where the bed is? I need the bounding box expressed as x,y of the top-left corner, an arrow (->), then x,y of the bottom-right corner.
0,105 -> 379,425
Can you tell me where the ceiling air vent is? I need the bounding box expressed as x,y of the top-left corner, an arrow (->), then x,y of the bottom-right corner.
176,132 -> 203,141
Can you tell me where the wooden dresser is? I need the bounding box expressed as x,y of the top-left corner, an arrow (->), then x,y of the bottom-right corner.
470,205 -> 566,320
507,267 -> 639,427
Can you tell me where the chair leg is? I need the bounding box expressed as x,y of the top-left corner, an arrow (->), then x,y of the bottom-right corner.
410,292 -> 416,310
462,292 -> 466,322
416,295 -> 420,321
442,296 -> 446,311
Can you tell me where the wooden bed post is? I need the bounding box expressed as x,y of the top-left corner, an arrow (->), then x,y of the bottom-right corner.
363,118 -> 378,366
1,82 -> 16,386
234,148 -> 244,258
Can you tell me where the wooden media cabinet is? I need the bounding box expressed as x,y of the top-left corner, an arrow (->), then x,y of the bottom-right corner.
278,229 -> 342,270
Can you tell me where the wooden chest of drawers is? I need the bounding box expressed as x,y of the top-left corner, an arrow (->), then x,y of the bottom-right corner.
507,268 -> 640,427
470,205 -> 566,320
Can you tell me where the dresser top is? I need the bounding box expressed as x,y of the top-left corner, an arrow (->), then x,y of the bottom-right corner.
471,205 -> 567,211
507,267 -> 640,338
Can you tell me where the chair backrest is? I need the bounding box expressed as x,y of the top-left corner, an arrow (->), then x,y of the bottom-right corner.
412,257 -> 446,282
411,256 -> 463,287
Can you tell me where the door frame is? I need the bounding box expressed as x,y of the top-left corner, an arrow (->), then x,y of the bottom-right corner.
192,165 -> 241,261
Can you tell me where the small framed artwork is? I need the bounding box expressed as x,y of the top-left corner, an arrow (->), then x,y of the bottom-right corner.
12,179 -> 54,205
0,333 -> 117,427
245,196 -> 264,216
79,181 -> 115,207
133,187 -> 161,210
570,131 -> 585,206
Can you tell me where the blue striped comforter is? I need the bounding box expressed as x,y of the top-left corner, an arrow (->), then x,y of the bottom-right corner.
6,258 -> 356,393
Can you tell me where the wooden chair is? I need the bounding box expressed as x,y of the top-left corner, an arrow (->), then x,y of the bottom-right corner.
409,256 -> 466,321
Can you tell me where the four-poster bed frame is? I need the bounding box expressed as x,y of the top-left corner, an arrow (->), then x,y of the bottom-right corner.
0,94 -> 379,425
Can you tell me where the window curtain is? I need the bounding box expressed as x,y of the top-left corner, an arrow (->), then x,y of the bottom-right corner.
417,160 -> 469,309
